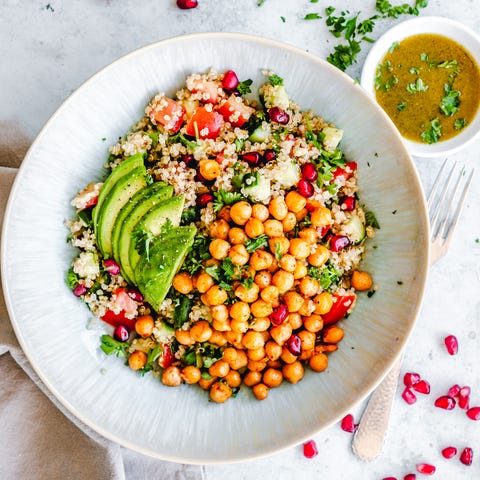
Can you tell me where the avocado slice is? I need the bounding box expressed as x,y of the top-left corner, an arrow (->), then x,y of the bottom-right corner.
117,189 -> 178,284
96,166 -> 147,258
134,224 -> 197,311
128,195 -> 185,283
92,153 -> 144,229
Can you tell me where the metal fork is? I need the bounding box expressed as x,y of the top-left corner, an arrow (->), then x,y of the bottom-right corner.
351,159 -> 474,462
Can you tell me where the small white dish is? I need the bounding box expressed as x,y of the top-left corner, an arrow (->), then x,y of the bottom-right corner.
361,16 -> 480,158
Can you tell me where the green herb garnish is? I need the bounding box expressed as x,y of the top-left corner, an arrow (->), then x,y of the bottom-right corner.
174,296 -> 193,328
421,117 -> 442,144
269,74 -> 284,86
66,267 -> 79,289
212,189 -> 243,213
389,41 -> 400,52
100,335 -> 128,358
454,118 -> 468,131
237,79 -> 253,95
245,234 -> 269,253
397,100 -> 406,111
439,84 -> 460,116
406,77 -> 428,94
365,211 -> 381,229
305,13 -> 322,20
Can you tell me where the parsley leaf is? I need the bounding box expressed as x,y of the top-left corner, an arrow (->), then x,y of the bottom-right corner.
388,41 -> 400,52
132,227 -> 156,261
237,79 -> 253,95
100,335 -> 128,358
365,211 -> 381,229
397,100 -> 406,111
406,77 -> 428,94
269,74 -> 284,86
421,117 -> 442,144
375,60 -> 398,91
174,296 -> 193,328
245,234 -> 269,253
143,344 -> 162,374
66,267 -> 79,289
305,13 -> 322,20
274,241 -> 283,261
454,118 -> 468,131
182,233 -> 211,275
307,262 -> 341,291
168,132 -> 198,151
181,207 -> 197,225
212,189 -> 243,213
439,84 -> 460,116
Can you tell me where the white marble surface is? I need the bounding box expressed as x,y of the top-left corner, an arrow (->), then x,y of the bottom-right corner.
1,0 -> 479,479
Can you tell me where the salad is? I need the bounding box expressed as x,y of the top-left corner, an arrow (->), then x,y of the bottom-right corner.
66,69 -> 377,403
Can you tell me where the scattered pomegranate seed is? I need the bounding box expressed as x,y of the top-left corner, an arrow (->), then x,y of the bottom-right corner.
241,151 -> 261,165
329,235 -> 351,252
127,288 -> 144,303
176,0 -> 198,9
403,372 -> 421,387
268,106 -> 290,124
412,380 -> 431,395
303,439 -> 318,458
444,335 -> 459,355
402,387 -> 417,405
113,324 -> 129,342
340,413 -> 358,432
466,406 -> 480,420
263,149 -> 276,163
221,70 -> 239,91
341,196 -> 356,211
458,386 -> 471,409
196,192 -> 214,207
270,303 -> 288,326
103,259 -> 120,275
182,154 -> 196,168
441,446 -> 457,459
285,334 -> 302,356
297,179 -> 314,198
416,463 -> 436,475
382,477 -> 397,480
73,284 -> 87,297
403,474 -> 416,480
460,447 -> 473,466
301,162 -> 318,182
434,395 -> 456,410
448,384 -> 461,398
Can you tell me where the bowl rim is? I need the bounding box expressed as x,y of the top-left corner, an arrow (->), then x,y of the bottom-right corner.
1,31 -> 430,463
360,16 -> 480,158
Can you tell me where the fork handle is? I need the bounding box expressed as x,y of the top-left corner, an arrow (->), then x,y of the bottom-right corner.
351,357 -> 402,461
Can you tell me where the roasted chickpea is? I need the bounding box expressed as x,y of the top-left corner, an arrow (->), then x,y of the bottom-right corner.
204,285 -> 228,306
175,329 -> 195,346
247,359 -> 268,372
224,331 -> 244,349
299,349 -> 314,361
351,270 -> 373,291
281,346 -> 298,364
242,330 -> 265,350
196,271 -> 214,293
279,254 -> 296,273
172,272 -> 194,294
210,304 -> 228,323
313,292 -> 334,315
263,368 -> 283,388
323,325 -> 345,344
250,250 -> 274,271
282,361 -> 305,384
223,347 -> 238,366
245,217 -> 265,238
243,370 -> 262,387
251,316 -> 270,332
199,375 -> 217,390
228,349 -> 248,370
209,359 -> 230,378
269,196 -> 288,220
209,330 -> 227,346
311,206 -> 333,227
230,318 -> 249,334
212,319 -> 231,332
254,270 -> 272,289
260,285 -> 279,304
298,330 -> 316,351
285,191 -> 307,213
283,291 -> 304,313
271,269 -> 295,294
295,208 -> 308,221
161,366 -> 182,387
303,314 -> 324,333
229,244 -> 250,266
235,283 -> 260,303
252,383 -> 269,400
265,341 -> 282,360
252,203 -> 269,221
270,322 -> 292,346
289,238 -> 310,260
298,298 -> 315,316
282,212 -> 297,233
199,159 -> 221,180
209,381 -> 232,403
247,346 -> 266,361
264,219 -> 283,237
250,299 -> 273,318
181,365 -> 201,384
190,320 -> 213,342
269,237 -> 290,257
288,312 -> 303,330
128,350 -> 147,371
230,201 -> 252,226
228,227 -> 247,245
225,370 -> 242,388
309,352 -> 328,372
299,227 -> 318,244
209,219 -> 230,240
209,238 -> 230,260
267,359 -> 282,369
134,315 -> 155,338
308,245 -> 330,267
299,276 -> 320,297
293,262 -> 308,279
218,205 -> 231,223
229,301 -> 250,323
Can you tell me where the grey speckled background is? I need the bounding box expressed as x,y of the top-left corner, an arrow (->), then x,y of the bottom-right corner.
1,0 -> 480,478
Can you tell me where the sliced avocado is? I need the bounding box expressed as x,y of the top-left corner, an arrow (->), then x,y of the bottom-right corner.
92,153 -> 144,228
134,225 -> 197,311
96,166 -> 147,258
117,188 -> 177,284
111,181 -> 170,264
128,196 -> 185,282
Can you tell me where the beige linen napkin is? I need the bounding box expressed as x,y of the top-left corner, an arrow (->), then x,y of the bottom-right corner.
0,167 -> 203,480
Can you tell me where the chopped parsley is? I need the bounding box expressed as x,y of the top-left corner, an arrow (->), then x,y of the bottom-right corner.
181,206 -> 197,225
305,13 -> 322,20
365,211 -> 381,229
206,257 -> 253,290
375,60 -> 399,91
66,267 -> 79,289
280,16 -> 286,22
100,335 -> 128,358
212,189 -> 243,213
183,233 -> 211,275
439,84 -> 460,116
307,262 -> 341,291
237,79 -> 253,95
389,41 -> 400,53
454,118 -> 468,131
269,74 -> 284,86
406,77 -> 428,94
245,234 -> 269,253
397,100 -> 406,111
409,67 -> 420,74
421,117 -> 442,144
274,241 -> 283,261
132,227 -> 156,261
174,296 -> 193,328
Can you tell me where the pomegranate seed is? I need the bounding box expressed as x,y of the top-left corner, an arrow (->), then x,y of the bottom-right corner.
340,413 -> 358,432
444,335 -> 458,355
403,372 -> 421,387
73,284 -> 87,297
466,406 -> 480,420
458,386 -> 470,409
382,477 -> 397,480
197,192 -> 213,207
403,475 -> 416,480
341,196 -> 356,211
330,235 -> 351,252
103,259 -> 120,275
416,463 -> 436,475
448,384 -> 461,398
303,439 -> 318,458
301,162 -> 318,182
460,447 -> 473,466
222,70 -> 239,91
434,395 -> 456,410
412,380 -> 430,395
285,334 -> 302,356
402,387 -> 417,405
113,324 -> 129,342
176,0 -> 198,9
241,151 -> 261,165
263,149 -> 276,163
182,154 -> 196,168
268,106 -> 290,124
127,289 -> 144,303
441,446 -> 457,459
270,304 -> 288,326
297,179 -> 314,198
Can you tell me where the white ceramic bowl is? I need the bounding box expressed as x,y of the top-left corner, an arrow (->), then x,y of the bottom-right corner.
361,16 -> 480,158
1,33 -> 429,463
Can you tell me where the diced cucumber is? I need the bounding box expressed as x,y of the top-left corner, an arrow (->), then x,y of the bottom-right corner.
249,123 -> 271,143
277,161 -> 301,188
155,320 -> 175,342
322,127 -> 344,152
343,214 -> 366,244
263,85 -> 290,110
241,174 -> 271,203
